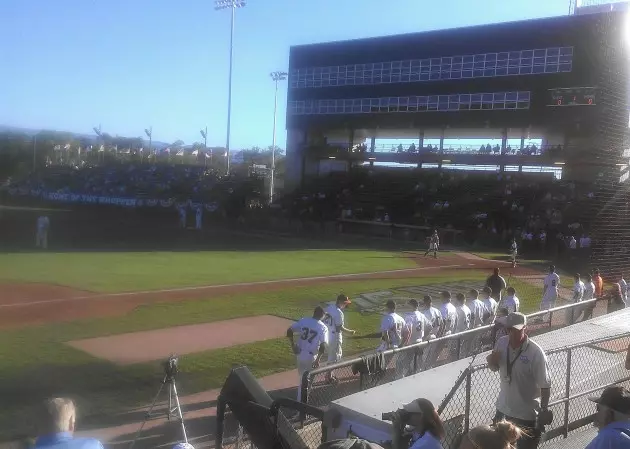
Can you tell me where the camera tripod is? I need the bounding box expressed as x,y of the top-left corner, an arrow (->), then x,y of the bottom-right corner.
129,374 -> 188,449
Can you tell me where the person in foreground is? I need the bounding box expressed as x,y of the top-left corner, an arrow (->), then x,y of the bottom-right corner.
390,398 -> 445,449
35,398 -> 104,449
458,420 -> 524,449
585,385 -> 630,449
486,312 -> 552,449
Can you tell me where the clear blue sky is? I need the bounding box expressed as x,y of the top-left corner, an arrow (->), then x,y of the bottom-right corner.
1,0 -> 571,149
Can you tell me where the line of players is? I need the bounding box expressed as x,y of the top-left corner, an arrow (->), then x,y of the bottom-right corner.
287,287 -> 515,400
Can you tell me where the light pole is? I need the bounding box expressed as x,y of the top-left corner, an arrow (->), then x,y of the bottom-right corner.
200,127 -> 208,167
144,127 -> 152,163
215,0 -> 246,175
33,135 -> 37,171
269,71 -> 287,202
93,124 -> 102,164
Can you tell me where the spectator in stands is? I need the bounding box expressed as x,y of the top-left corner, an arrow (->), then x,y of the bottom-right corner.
458,420 -> 524,449
35,398 -> 104,449
390,398 -> 445,449
486,268 -> 507,302
486,312 -> 552,449
585,386 -> 630,449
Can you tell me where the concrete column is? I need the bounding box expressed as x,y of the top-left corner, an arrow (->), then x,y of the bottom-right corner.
418,130 -> 425,149
370,137 -> 376,152
439,128 -> 445,153
520,128 -> 526,150
348,128 -> 355,150
501,128 -> 508,154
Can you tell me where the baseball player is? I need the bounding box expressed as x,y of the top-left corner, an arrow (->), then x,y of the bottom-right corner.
424,230 -> 439,258
287,306 -> 329,402
195,207 -> 203,230
568,273 -> 585,324
324,295 -> 355,383
454,293 -> 472,358
619,273 -> 628,306
178,205 -> 187,229
378,300 -> 406,351
540,265 -> 560,317
510,238 -> 518,267
396,299 -> 432,379
36,215 -> 50,249
467,289 -> 489,328
501,287 -> 521,314
421,295 -> 443,340
481,286 -> 499,324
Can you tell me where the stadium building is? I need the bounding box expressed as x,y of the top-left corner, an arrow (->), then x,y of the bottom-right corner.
284,3 -> 630,272
285,6 -> 629,191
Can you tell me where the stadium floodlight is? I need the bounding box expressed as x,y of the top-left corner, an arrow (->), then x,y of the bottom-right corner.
269,71 -> 288,202
215,0 -> 246,174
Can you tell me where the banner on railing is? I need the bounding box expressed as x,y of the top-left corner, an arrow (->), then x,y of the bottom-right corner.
6,188 -> 221,211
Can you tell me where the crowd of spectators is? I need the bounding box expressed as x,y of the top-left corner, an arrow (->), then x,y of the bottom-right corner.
4,164 -> 264,205
282,168 -> 596,253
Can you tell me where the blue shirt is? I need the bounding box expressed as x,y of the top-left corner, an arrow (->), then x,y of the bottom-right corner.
585,421 -> 630,449
409,431 -> 444,449
35,432 -> 104,449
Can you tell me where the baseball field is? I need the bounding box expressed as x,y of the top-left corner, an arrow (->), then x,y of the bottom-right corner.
0,226 -> 550,445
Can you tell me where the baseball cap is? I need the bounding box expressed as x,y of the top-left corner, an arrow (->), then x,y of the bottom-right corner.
497,312 -> 527,330
402,398 -> 436,414
423,295 -> 432,304
337,295 -> 352,305
589,386 -> 630,414
318,439 -> 384,449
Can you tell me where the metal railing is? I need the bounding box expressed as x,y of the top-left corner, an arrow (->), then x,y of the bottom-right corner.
438,331 -> 630,449
301,298 -> 603,409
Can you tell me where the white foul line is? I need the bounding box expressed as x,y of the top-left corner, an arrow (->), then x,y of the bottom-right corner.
0,263 -> 473,309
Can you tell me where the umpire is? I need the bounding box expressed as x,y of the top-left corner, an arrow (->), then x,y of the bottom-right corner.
487,312 -> 553,449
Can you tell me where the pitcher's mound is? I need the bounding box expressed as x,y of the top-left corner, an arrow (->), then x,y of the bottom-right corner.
67,315 -> 293,365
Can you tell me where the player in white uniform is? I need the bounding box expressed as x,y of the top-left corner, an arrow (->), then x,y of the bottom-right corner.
178,206 -> 187,229
36,215 -> 50,249
467,289 -> 489,328
435,291 -> 459,364
287,306 -> 328,402
195,207 -> 203,230
420,295 -> 442,340
454,293 -> 472,358
540,265 -> 560,316
396,298 -> 432,378
509,239 -> 518,267
501,287 -> 520,314
323,295 -> 355,383
424,230 -> 439,259
379,300 -> 406,351
481,286 -> 499,324
568,273 -> 585,324
619,274 -> 628,306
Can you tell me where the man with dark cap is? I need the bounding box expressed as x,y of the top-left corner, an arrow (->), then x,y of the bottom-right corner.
586,386 -> 630,448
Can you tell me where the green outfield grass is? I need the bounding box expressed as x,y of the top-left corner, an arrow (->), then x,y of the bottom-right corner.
0,266 -> 555,441
0,249 -> 416,292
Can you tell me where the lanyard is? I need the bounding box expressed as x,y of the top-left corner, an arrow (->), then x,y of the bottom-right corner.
506,339 -> 527,384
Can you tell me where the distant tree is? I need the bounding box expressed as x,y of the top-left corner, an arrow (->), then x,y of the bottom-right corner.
171,140 -> 185,148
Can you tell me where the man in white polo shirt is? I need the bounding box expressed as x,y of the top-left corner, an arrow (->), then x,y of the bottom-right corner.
487,312 -> 553,449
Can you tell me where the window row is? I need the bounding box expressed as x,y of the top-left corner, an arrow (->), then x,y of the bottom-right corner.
290,47 -> 573,89
288,91 -> 531,115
